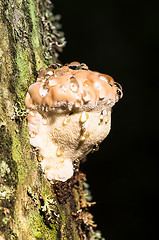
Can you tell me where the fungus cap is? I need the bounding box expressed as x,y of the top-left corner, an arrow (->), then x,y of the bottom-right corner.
25,62 -> 123,182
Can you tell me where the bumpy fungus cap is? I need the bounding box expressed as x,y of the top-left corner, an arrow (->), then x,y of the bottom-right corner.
25,62 -> 123,182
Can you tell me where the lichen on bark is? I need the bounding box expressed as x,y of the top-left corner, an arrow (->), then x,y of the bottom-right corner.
0,1 -> 102,239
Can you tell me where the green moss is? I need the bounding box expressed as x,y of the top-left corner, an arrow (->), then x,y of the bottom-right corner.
0,48 -> 3,57
16,48 -> 31,84
41,185 -> 52,198
59,209 -> 67,239
4,229 -> 18,240
29,210 -> 57,239
28,0 -> 46,70
11,121 -> 38,185
20,120 -> 30,143
16,0 -> 23,6
15,45 -> 34,107
63,203 -> 80,240
0,125 -> 18,186
12,133 -> 22,163
0,125 -> 18,238
11,131 -> 26,182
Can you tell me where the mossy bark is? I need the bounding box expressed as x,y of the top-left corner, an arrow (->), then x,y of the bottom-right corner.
0,1 -> 98,239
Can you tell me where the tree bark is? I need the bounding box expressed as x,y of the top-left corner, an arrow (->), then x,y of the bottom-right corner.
0,1 -> 101,239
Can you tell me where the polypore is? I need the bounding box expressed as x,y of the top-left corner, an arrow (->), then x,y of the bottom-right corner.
25,62 -> 123,182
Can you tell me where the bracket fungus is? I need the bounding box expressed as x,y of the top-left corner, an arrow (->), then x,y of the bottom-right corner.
25,62 -> 123,182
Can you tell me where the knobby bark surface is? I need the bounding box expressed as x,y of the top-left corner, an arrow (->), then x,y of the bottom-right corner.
0,1 -> 103,239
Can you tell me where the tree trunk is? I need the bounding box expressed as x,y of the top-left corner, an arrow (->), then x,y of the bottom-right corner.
0,1 -> 101,239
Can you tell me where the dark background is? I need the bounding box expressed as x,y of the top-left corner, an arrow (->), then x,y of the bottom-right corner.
53,0 -> 159,239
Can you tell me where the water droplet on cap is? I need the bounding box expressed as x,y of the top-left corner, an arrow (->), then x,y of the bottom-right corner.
74,100 -> 82,109
105,116 -> 110,124
56,148 -> 62,157
99,91 -> 105,100
82,91 -> 91,103
83,80 -> 93,87
39,86 -> 49,97
29,131 -> 37,138
63,118 -> 69,126
107,99 -> 112,105
117,89 -> 123,99
62,66 -> 69,72
47,71 -> 54,76
48,79 -> 57,87
70,77 -> 79,92
30,111 -> 35,117
45,74 -> 51,80
79,112 -> 89,124
92,144 -> 99,153
99,75 -> 107,82
60,85 -> 67,92
45,166 -> 51,171
81,126 -> 86,134
114,82 -> 122,90
42,118 -> 47,125
94,81 -> 102,90
100,115 -> 104,121
55,69 -> 64,77
80,135 -> 86,141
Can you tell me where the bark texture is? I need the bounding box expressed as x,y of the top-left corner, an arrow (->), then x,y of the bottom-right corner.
0,1 -> 101,239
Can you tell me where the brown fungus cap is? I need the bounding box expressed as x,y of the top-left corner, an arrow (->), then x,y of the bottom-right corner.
25,62 -> 123,182
25,62 -> 123,113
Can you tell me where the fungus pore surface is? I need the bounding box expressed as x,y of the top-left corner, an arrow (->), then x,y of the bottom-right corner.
25,62 -> 123,182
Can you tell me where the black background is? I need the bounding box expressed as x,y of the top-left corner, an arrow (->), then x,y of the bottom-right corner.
53,0 -> 159,239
